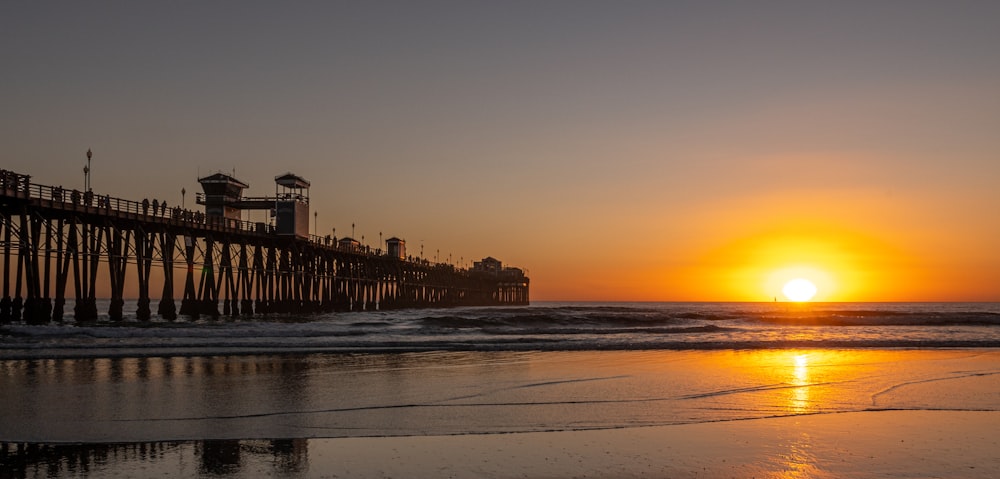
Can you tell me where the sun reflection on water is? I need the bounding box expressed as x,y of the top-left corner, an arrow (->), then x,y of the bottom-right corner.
791,353 -> 810,413
777,354 -> 823,478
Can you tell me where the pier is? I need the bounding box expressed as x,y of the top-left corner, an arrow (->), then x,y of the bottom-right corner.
0,169 -> 528,324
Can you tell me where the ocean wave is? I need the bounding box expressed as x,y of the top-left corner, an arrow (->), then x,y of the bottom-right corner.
417,312 -> 685,329
753,311 -> 1000,326
3,302 -> 1000,359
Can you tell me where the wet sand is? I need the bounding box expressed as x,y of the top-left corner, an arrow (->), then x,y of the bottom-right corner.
309,410 -> 999,478
2,349 -> 998,477
3,410 -> 997,478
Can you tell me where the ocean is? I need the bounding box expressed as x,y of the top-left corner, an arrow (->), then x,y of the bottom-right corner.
2,302 -> 999,477
2,301 -> 999,358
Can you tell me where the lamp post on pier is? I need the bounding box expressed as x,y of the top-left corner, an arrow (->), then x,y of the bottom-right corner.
181,188 -> 186,208
84,149 -> 92,192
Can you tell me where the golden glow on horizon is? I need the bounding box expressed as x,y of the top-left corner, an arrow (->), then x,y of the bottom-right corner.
669,218 -> 920,301
782,278 -> 818,302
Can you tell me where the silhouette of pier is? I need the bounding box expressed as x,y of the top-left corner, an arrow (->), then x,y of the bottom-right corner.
0,439 -> 309,478
0,169 -> 528,323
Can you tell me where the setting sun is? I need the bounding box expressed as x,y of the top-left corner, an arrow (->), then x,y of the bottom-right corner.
783,278 -> 818,302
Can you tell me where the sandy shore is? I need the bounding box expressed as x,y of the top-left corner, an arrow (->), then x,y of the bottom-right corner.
3,350 -> 998,477
308,410 -> 999,479
6,410 -> 996,478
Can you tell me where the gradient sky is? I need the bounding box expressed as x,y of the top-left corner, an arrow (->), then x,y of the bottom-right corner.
3,1 -> 998,301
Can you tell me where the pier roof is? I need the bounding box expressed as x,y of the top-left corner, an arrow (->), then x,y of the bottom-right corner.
275,173 -> 310,189
198,173 -> 249,189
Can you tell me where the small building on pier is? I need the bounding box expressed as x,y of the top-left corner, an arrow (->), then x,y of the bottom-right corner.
473,256 -> 526,279
338,237 -> 361,252
386,237 -> 406,260
197,173 -> 249,222
274,173 -> 310,238
473,257 -> 503,274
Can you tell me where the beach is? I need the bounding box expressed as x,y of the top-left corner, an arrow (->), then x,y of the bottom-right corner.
5,410 -> 996,478
310,410 -> 999,478
2,348 -> 998,477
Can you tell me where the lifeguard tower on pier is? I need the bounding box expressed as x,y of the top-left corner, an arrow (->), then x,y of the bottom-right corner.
273,173 -> 310,237
386,237 -> 406,259
197,172 -> 311,238
197,173 -> 249,222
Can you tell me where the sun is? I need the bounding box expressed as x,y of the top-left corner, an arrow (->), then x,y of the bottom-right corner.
782,278 -> 818,302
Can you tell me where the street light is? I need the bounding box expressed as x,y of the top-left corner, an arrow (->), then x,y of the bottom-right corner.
181,188 -> 186,208
85,149 -> 92,192
314,211 -> 318,236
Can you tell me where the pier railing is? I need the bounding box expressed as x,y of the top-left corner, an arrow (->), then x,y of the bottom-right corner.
2,170 -> 276,236
1,169 -> 530,270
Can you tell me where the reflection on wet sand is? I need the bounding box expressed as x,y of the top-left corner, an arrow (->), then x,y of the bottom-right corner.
0,439 -> 308,479
1,350 -> 998,477
777,354 -> 821,479
773,432 -> 823,479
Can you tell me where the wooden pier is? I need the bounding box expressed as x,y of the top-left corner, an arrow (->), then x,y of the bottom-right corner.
0,169 -> 528,324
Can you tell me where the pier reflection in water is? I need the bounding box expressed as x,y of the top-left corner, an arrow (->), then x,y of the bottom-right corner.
0,439 -> 307,479
0,354 -> 339,443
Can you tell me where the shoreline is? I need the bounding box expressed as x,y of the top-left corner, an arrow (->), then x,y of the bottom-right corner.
4,344 -> 1000,361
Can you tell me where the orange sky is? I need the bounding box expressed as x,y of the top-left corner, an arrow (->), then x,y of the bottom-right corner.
3,3 -> 999,301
